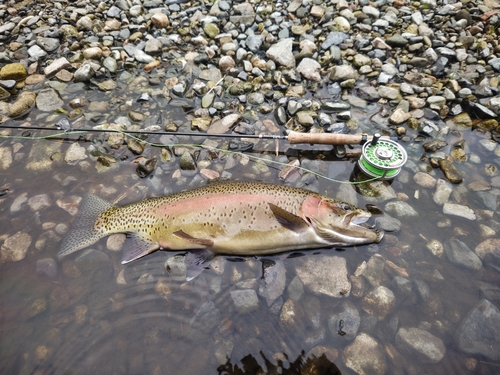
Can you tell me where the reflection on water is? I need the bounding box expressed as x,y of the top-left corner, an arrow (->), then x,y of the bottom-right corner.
2,111 -> 500,374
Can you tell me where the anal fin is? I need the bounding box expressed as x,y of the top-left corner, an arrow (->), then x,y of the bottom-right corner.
121,234 -> 160,264
173,230 -> 214,247
268,203 -> 310,233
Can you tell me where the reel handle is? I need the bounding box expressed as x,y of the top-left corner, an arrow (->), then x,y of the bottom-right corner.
287,131 -> 390,145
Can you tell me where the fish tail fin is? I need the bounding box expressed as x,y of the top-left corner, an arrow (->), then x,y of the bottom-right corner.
58,194 -> 114,258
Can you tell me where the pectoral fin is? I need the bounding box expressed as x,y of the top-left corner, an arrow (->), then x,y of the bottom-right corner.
185,249 -> 215,281
173,230 -> 214,247
121,234 -> 160,264
268,203 -> 310,233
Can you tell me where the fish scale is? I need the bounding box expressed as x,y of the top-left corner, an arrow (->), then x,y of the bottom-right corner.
58,180 -> 383,263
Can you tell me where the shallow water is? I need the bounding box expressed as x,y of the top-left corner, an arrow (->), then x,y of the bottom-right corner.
1,101 -> 500,375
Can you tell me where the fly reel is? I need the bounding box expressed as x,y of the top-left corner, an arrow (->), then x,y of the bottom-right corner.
358,134 -> 407,180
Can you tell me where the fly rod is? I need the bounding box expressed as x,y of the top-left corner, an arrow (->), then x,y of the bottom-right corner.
0,124 -> 389,146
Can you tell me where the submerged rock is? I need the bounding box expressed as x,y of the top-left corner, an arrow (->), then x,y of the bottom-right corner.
342,333 -> 387,375
396,327 -> 445,364
456,299 -> 500,360
295,255 -> 351,298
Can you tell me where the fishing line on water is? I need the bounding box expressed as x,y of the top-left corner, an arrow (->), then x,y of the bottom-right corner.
0,129 -> 380,185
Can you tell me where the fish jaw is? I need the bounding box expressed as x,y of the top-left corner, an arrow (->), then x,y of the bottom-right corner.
303,197 -> 383,247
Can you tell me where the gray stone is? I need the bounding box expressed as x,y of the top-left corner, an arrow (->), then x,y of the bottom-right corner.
321,32 -> 349,49
266,38 -> 295,68
230,289 -> 259,314
456,299 -> 500,360
329,65 -> 359,82
258,260 -> 286,306
36,37 -> 60,52
444,238 -> 482,270
396,327 -> 445,363
190,301 -> 221,334
36,88 -> 63,111
362,286 -> 396,319
36,258 -> 58,279
384,201 -> 418,217
74,63 -> 95,82
343,333 -> 387,375
28,45 -> 48,59
295,255 -> 351,298
328,301 -> 360,340
43,57 -> 72,78
296,58 -> 321,82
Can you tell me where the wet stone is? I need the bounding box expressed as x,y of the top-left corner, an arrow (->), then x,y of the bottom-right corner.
328,301 -> 360,340
258,260 -> 286,307
475,238 -> 500,267
443,202 -> 476,221
384,201 -> 418,217
362,286 -> 396,320
36,88 -> 63,112
8,91 -> 36,118
396,327 -> 445,364
444,238 -> 482,270
230,289 -> 259,314
438,159 -> 463,184
1,231 -> 32,263
190,301 -> 220,334
295,255 -> 351,298
0,62 -> 27,81
342,333 -> 387,375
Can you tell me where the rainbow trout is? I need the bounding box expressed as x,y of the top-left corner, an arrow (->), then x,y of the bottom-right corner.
58,181 -> 383,264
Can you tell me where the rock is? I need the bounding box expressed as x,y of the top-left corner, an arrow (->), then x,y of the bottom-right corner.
151,12 -> 169,28
433,179 -> 453,205
74,63 -> 95,82
64,143 -> 87,164
444,238 -> 482,270
384,201 -> 418,217
43,57 -> 71,78
438,159 -> 463,184
328,301 -> 360,340
266,38 -> 295,68
165,254 -> 187,282
230,289 -> 259,314
0,147 -> 12,170
28,194 -> 51,211
413,172 -> 436,188
296,58 -> 321,82
207,113 -> 240,134
258,260 -> 286,306
83,47 -> 103,60
361,254 -> 388,287
0,231 -> 32,263
456,299 -> 500,360
396,327 -> 445,363
329,65 -> 359,82
0,63 -> 27,81
190,301 -> 220,334
295,255 -> 351,298
342,333 -> 387,375
443,202 -> 476,221
76,16 -> 93,30
36,88 -> 63,112
36,258 -> 58,279
475,238 -> 500,267
8,91 -> 36,118
362,286 -> 396,319
279,298 -> 306,331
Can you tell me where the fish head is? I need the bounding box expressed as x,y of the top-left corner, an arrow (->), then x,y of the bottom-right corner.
300,195 -> 383,246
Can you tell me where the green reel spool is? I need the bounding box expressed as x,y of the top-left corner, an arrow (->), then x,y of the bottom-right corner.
358,135 -> 407,180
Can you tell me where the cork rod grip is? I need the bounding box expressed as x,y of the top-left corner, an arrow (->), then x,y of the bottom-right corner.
287,131 -> 389,145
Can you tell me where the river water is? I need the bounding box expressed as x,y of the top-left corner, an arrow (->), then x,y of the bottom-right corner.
1,91 -> 500,375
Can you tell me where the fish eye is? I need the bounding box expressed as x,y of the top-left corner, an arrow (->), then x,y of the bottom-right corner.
343,205 -> 350,210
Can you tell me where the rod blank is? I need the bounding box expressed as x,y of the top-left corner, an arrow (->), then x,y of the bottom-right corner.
0,125 -> 387,146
